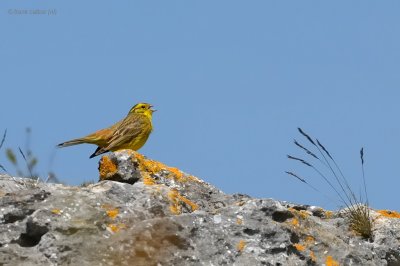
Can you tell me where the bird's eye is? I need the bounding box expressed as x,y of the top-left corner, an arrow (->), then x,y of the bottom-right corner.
141,105 -> 146,108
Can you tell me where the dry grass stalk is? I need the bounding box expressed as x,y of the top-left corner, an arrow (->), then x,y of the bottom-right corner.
286,128 -> 373,240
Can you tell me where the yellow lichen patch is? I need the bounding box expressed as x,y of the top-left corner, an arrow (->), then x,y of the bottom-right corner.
288,208 -> 310,220
143,158 -> 163,173
106,209 -> 119,220
299,210 -> 310,219
292,235 -> 316,259
107,223 -> 126,233
187,175 -> 202,182
236,240 -> 246,252
99,156 -> 118,180
101,204 -> 119,220
305,235 -> 315,245
294,243 -> 306,252
377,210 -> 400,219
166,167 -> 185,182
326,255 -> 340,266
310,251 -> 316,262
167,189 -> 182,214
325,211 -> 333,219
236,218 -> 243,225
168,189 -> 198,215
169,203 -> 180,215
51,209 -> 62,215
133,152 -> 196,183
179,194 -> 198,212
143,175 -> 156,185
134,152 -> 163,173
291,218 -> 299,227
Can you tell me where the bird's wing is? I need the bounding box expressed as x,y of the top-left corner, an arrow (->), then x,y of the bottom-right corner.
104,114 -> 151,151
81,119 -> 124,146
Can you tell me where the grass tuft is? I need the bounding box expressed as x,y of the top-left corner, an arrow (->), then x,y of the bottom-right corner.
347,204 -> 372,239
18,147 -> 34,178
0,129 -> 7,173
0,129 -> 6,149
4,128 -> 60,184
286,128 -> 373,240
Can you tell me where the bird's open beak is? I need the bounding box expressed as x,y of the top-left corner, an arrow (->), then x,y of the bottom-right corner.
150,105 -> 157,112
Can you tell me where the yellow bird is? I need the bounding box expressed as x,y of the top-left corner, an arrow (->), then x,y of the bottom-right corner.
58,103 -> 156,158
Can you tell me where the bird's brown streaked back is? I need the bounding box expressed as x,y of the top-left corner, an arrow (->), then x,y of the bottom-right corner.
57,103 -> 156,158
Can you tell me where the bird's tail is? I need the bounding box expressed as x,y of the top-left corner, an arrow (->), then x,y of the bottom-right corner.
89,146 -> 108,158
57,138 -> 88,148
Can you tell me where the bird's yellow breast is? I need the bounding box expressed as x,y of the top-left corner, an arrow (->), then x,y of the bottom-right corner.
110,113 -> 153,152
124,128 -> 152,151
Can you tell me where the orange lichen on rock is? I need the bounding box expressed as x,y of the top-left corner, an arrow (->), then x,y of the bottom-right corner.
310,251 -> 316,262
291,217 -> 299,227
299,210 -> 310,219
169,204 -> 179,215
106,209 -> 119,220
99,156 -> 118,180
324,211 -> 333,219
51,209 -> 62,215
132,151 -> 199,183
168,189 -> 198,215
377,210 -> 400,219
236,240 -> 246,252
134,152 -> 163,173
290,234 -> 318,262
143,175 -> 156,186
236,218 -> 243,225
101,204 -> 119,220
292,235 -> 316,259
168,190 -> 181,214
166,167 -> 185,182
326,255 -> 340,266
288,208 -> 310,220
178,194 -> 198,212
187,175 -> 201,182
294,243 -> 306,252
305,235 -> 315,245
107,223 -> 126,233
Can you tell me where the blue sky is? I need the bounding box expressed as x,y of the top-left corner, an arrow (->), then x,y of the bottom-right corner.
1,1 -> 400,211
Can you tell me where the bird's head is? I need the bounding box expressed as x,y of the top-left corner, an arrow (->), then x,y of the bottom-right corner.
129,103 -> 156,117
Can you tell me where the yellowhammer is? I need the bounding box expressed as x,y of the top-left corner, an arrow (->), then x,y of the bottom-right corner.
58,103 -> 156,158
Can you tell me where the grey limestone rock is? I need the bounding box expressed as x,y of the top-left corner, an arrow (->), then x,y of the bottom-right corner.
0,150 -> 399,265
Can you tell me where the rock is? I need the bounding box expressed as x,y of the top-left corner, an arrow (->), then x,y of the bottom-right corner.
0,150 -> 399,265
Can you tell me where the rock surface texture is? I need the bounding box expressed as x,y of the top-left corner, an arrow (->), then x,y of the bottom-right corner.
0,150 -> 399,265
